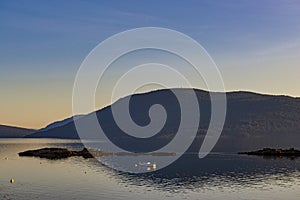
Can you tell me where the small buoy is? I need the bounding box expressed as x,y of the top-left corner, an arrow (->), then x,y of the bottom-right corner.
5,157 -> 8,160
10,179 -> 15,183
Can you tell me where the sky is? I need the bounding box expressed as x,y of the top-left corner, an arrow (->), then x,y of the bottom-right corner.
1,0 -> 300,129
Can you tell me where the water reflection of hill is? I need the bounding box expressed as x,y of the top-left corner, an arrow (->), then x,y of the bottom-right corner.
96,154 -> 300,192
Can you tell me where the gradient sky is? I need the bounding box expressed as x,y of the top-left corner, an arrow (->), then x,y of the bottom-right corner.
1,0 -> 300,129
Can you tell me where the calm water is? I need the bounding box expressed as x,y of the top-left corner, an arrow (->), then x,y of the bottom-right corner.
1,139 -> 300,200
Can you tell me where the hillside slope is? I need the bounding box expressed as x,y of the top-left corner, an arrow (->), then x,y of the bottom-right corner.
0,125 -> 35,138
26,89 -> 300,152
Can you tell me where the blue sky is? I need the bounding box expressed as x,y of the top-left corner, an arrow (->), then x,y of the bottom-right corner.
1,0 -> 300,128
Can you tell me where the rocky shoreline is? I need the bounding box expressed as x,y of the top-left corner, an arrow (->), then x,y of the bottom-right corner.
238,148 -> 300,157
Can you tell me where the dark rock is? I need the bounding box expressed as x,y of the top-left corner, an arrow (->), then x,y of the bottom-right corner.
238,148 -> 300,157
18,147 -> 94,160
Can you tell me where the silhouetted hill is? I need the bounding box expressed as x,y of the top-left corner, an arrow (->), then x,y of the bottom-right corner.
25,89 -> 300,152
0,125 -> 35,138
39,115 -> 84,132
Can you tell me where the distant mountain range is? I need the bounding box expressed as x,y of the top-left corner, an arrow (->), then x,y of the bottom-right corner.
0,116 -> 84,138
38,115 -> 84,132
23,88 -> 300,152
0,125 -> 35,138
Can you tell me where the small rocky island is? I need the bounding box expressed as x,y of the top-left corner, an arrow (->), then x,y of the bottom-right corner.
19,147 -> 94,159
18,147 -> 176,160
238,148 -> 300,157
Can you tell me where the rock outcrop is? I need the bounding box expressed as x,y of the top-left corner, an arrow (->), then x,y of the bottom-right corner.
238,148 -> 300,157
18,147 -> 94,159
